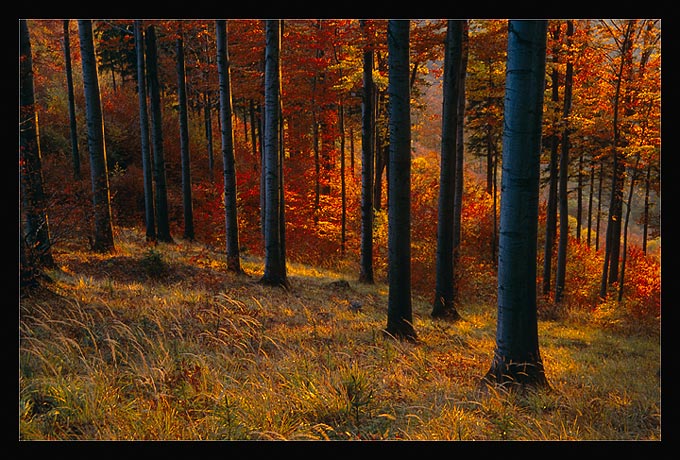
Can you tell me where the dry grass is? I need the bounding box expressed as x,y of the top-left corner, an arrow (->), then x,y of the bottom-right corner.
19,227 -> 661,440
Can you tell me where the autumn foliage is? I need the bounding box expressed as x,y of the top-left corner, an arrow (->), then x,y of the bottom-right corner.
24,19 -> 660,331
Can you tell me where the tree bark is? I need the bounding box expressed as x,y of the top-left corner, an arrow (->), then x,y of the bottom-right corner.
20,19 -> 55,268
260,19 -> 288,288
134,21 -> 156,242
176,29 -> 195,241
216,20 -> 242,273
385,20 -> 416,341
145,25 -> 173,243
432,20 -> 463,320
555,20 -> 574,304
63,20 -> 81,181
78,19 -> 115,253
359,20 -> 375,284
483,20 -> 549,389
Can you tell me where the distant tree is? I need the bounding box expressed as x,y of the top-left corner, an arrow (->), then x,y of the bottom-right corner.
77,19 -> 115,253
62,20 -> 81,181
385,20 -> 416,341
133,20 -> 156,242
20,19 -> 55,269
432,20 -> 463,320
359,19 -> 375,284
176,25 -> 195,241
216,19 -> 243,273
145,25 -> 173,243
483,20 -> 549,389
260,19 -> 288,288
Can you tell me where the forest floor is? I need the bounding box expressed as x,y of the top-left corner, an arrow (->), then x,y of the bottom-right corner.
19,226 -> 661,441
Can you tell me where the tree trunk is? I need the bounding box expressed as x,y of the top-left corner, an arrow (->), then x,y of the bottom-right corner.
78,19 -> 115,253
432,20 -> 462,320
339,101 -> 347,255
145,25 -> 173,243
176,29 -> 194,241
20,19 -> 55,268
453,20 -> 468,269
216,20 -> 242,273
555,20 -> 574,304
587,159 -> 595,247
385,20 -> 416,341
260,19 -> 288,288
134,21 -> 156,242
542,22 -> 560,296
204,92 -> 215,179
63,20 -> 81,181
359,19 -> 375,284
483,20 -> 549,389
618,156 -> 640,302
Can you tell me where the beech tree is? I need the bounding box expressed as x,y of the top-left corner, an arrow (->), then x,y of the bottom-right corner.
62,20 -> 81,181
78,19 -> 115,253
483,20 -> 549,389
432,20 -> 463,319
133,21 -> 156,241
20,19 -> 55,269
216,19 -> 242,273
145,25 -> 173,243
359,19 -> 375,284
176,25 -> 195,241
384,20 -> 416,341
260,19 -> 288,288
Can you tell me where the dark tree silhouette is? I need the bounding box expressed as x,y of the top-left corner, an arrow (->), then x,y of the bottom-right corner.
78,19 -> 115,253
359,19 -> 375,285
145,25 -> 173,243
483,20 -> 549,389
384,20 -> 416,341
20,19 -> 55,269
176,26 -> 195,241
432,20 -> 463,320
216,19 -> 243,273
133,21 -> 156,242
62,20 -> 81,181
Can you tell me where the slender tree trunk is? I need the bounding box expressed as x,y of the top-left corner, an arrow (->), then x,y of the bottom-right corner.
385,20 -> 416,341
595,161 -> 603,251
260,19 -> 288,288
542,23 -> 560,296
642,164 -> 651,254
204,92 -> 215,179
339,101 -> 347,255
145,25 -> 172,243
618,155 -> 640,301
63,20 -> 81,181
587,159 -> 595,247
176,29 -> 194,240
20,19 -> 55,268
216,20 -> 242,273
78,19 -> 115,253
134,21 -> 156,242
555,20 -> 574,304
600,20 -> 635,299
576,150 -> 583,242
452,22 -> 468,274
483,20 -> 549,389
359,19 -> 375,284
432,20 -> 462,320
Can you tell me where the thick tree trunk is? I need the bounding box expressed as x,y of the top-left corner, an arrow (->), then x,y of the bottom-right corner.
216,20 -> 242,273
176,30 -> 195,241
452,21 -> 468,269
483,20 -> 549,389
385,20 -> 416,341
145,25 -> 172,243
63,20 -> 81,181
134,21 -> 156,242
260,19 -> 288,288
78,19 -> 115,253
432,20 -> 463,320
20,19 -> 55,268
359,20 -> 375,284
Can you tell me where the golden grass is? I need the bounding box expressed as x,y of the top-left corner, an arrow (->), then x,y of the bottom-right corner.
19,227 -> 661,440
